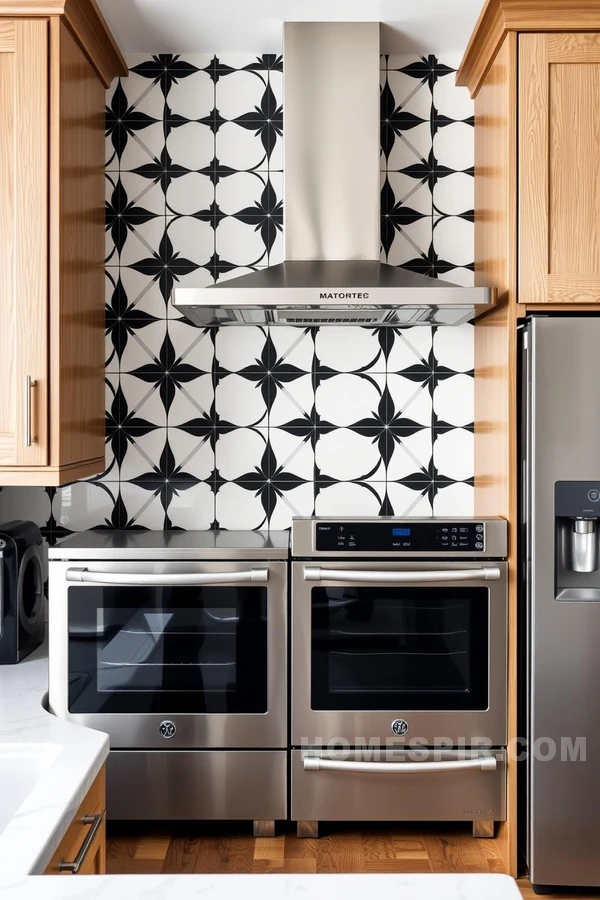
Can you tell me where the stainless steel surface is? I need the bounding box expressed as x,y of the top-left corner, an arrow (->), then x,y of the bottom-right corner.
49,559 -> 288,749
0,547 -> 4,641
284,22 -> 379,262
171,22 -> 497,328
49,529 -> 289,561
291,749 -> 507,823
106,751 -> 287,820
291,558 -> 508,746
291,516 -> 507,559
523,316 -> 600,888
303,755 -> 497,774
65,566 -> 269,585
172,263 -> 497,327
24,376 -> 36,447
58,813 -> 105,872
303,565 -> 502,583
568,519 -> 598,573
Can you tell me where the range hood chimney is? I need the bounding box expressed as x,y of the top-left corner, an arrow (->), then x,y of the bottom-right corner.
172,22 -> 496,327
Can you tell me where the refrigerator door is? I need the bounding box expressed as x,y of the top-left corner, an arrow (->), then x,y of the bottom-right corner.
525,316 -> 600,888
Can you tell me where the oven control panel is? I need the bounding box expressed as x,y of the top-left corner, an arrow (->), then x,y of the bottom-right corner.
315,522 -> 485,552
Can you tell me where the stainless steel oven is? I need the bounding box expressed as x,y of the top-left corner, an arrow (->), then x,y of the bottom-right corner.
49,530 -> 288,828
290,517 -> 507,835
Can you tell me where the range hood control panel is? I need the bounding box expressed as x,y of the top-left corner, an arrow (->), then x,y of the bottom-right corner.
315,522 -> 485,553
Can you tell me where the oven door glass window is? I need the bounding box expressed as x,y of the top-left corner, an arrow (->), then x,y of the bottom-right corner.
67,585 -> 267,714
311,586 -> 488,711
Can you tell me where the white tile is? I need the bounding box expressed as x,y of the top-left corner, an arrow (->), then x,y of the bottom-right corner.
386,482 -> 433,517
52,483 -> 119,531
168,373 -> 214,426
268,327 -> 314,372
166,172 -> 215,216
165,68 -> 214,119
216,427 -> 268,480
118,483 -> 167,529
267,482 -> 314,530
432,215 -> 474,269
166,216 -> 214,268
433,70 -> 473,123
167,320 -> 214,371
118,427 -> 168,481
382,172 -> 432,216
216,216 -> 268,267
315,481 -> 384,516
315,429 -> 386,482
315,374 -> 386,428
433,121 -> 474,172
216,170 -> 267,216
107,267 -> 170,322
118,320 -> 168,373
433,325 -> 474,372
438,266 -> 474,287
387,374 -> 433,425
315,329 -> 386,373
385,217 -> 433,268
217,69 -> 266,121
386,428 -> 433,481
216,121 -> 269,172
434,373 -> 474,427
387,123 -> 433,173
118,217 -> 167,268
434,428 -> 474,482
215,375 -> 268,427
119,124 -> 166,174
269,375 -> 314,427
215,326 -> 268,371
166,428 -> 215,481
166,122 -> 214,171
433,481 -> 474,516
168,482 -> 215,529
269,429 -> 314,480
384,69 -> 432,120
433,171 -> 474,217
117,374 -> 168,427
117,171 -> 166,216
215,481 -> 267,530
386,327 -> 433,372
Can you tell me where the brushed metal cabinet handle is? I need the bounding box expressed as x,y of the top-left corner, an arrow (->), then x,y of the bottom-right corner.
303,566 -> 502,584
58,811 -> 104,873
65,567 -> 269,585
303,757 -> 498,774
24,376 -> 37,447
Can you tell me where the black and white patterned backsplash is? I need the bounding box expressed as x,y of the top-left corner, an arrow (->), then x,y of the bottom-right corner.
0,53 -> 475,541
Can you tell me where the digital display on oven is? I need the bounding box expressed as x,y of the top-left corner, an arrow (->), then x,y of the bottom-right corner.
315,522 -> 485,552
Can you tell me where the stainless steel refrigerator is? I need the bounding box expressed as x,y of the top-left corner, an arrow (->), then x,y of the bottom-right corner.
522,316 -> 600,893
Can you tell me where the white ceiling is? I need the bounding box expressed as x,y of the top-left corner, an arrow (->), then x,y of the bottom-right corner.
97,0 -> 485,57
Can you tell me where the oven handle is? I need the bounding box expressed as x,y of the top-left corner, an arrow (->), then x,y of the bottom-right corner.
65,567 -> 269,585
303,566 -> 501,584
303,756 -> 498,774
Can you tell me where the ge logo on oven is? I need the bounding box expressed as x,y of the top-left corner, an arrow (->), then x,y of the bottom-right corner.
159,720 -> 177,739
391,718 -> 409,737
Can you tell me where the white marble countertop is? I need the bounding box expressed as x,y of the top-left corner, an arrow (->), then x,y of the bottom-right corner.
0,643 -> 109,877
1,873 -> 522,899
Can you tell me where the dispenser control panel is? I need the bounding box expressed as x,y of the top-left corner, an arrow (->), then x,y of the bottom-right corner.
315,521 -> 485,552
555,481 -> 600,518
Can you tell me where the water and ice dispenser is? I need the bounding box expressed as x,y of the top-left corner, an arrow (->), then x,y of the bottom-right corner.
555,482 -> 600,600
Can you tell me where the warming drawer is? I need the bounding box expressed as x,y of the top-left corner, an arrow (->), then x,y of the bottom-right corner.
107,750 -> 287,820
291,749 -> 506,823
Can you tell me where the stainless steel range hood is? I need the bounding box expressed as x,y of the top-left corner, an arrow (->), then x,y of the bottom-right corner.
172,22 -> 496,328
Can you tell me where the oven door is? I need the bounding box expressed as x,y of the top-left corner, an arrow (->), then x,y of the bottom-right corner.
292,561 -> 507,746
49,560 -> 287,748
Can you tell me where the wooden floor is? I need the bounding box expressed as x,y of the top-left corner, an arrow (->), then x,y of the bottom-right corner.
106,821 -> 600,897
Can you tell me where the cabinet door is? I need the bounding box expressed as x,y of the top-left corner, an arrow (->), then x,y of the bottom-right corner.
520,33 -> 600,304
0,19 -> 48,465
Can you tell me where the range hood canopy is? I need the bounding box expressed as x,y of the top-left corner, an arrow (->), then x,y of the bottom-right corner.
172,22 -> 496,327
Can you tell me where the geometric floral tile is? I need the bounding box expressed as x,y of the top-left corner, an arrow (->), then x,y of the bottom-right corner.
0,52 -> 477,538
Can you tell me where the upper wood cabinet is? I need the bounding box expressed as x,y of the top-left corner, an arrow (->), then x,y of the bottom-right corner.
457,0 -> 600,311
520,32 -> 600,305
0,4 -> 126,485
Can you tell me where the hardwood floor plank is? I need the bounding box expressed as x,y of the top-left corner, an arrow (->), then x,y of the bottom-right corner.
283,858 -> 318,874
315,833 -> 365,873
134,835 -> 171,860
284,834 -> 318,859
226,835 -> 255,874
422,825 -> 494,874
253,836 -> 285,861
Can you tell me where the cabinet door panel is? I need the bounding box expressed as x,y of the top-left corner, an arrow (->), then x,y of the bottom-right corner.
520,33 -> 600,304
0,19 -> 48,465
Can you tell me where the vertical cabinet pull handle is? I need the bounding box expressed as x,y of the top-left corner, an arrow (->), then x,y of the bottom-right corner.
58,811 -> 105,873
24,375 -> 37,447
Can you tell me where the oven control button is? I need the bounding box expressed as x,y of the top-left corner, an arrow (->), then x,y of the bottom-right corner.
390,718 -> 409,737
159,720 -> 177,739
476,524 -> 484,532
475,542 -> 484,550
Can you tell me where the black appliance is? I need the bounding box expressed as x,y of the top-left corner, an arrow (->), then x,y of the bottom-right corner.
0,520 -> 45,664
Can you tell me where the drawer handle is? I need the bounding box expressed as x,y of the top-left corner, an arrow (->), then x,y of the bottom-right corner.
24,375 -> 37,447
58,811 -> 104,873
303,567 -> 501,584
303,757 -> 497,774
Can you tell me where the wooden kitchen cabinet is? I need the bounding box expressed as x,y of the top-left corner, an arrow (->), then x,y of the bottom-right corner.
44,765 -> 106,876
520,32 -> 600,305
0,4 -> 126,485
